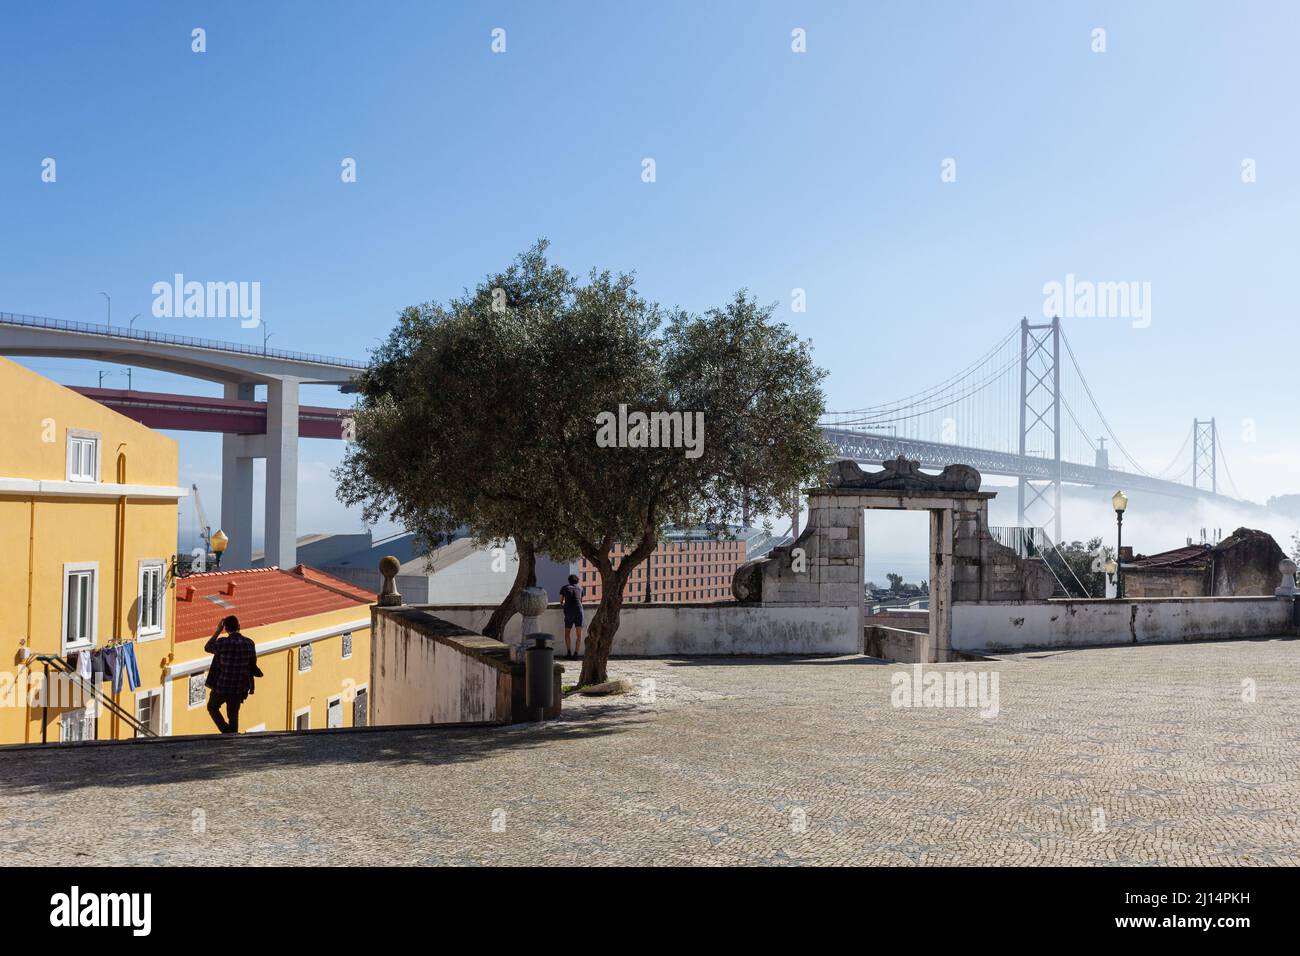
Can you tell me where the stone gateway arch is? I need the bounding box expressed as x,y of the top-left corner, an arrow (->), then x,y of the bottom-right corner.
733,457 -> 1053,662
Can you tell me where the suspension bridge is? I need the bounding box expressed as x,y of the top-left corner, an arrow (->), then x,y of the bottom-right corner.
2,310 -> 1250,566
821,317 -> 1246,542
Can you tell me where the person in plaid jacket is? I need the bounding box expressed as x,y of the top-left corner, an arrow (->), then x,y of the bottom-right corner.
203,616 -> 263,734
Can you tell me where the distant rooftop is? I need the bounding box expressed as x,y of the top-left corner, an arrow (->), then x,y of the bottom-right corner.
660,525 -> 771,543
1126,544 -> 1213,570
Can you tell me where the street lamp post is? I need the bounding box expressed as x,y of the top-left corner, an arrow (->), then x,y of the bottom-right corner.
1112,490 -> 1128,599
99,291 -> 111,328
211,529 -> 229,568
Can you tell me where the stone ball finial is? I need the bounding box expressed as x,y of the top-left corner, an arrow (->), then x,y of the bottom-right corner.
1276,558 -> 1297,598
377,554 -> 403,606
518,587 -> 549,618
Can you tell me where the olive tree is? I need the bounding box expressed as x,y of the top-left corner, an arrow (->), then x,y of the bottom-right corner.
338,242 -> 831,685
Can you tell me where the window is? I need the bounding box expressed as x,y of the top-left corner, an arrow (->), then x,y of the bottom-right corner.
341,631 -> 353,659
327,697 -> 343,729
135,690 -> 162,737
298,643 -> 313,672
294,708 -> 311,731
66,431 -> 99,482
353,687 -> 368,727
60,705 -> 96,743
62,563 -> 97,651
138,561 -> 165,638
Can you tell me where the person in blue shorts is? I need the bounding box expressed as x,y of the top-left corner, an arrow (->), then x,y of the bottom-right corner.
559,574 -> 584,660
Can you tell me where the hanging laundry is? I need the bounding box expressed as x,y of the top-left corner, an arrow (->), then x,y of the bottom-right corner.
91,648 -> 105,684
75,649 -> 93,680
119,641 -> 141,692
101,646 -> 120,692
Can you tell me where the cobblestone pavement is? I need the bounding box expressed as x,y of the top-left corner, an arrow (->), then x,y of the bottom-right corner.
3,638 -> 1298,865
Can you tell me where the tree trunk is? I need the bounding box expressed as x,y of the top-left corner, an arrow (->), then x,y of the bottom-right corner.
574,531 -> 657,686
482,539 -> 535,641
578,571 -> 625,686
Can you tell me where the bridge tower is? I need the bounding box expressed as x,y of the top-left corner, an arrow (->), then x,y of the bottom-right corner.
1017,316 -> 1062,543
1192,418 -> 1217,494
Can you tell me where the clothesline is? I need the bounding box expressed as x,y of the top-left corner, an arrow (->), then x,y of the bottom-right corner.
68,641 -> 142,694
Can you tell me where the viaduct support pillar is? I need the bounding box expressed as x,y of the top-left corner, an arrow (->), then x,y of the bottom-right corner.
220,382 -> 256,569
264,378 -> 300,568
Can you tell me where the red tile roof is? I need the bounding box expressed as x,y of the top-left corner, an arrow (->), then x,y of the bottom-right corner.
174,565 -> 373,642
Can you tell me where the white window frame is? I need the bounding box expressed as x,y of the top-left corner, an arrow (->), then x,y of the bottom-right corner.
61,562 -> 99,652
66,429 -> 101,483
326,695 -> 343,729
137,559 -> 167,640
297,643 -> 313,672
293,706 -> 311,731
134,687 -> 162,737
340,631 -> 353,660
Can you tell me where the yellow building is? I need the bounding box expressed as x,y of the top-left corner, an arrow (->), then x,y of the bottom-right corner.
0,356 -> 374,744
0,355 -> 185,744
168,565 -> 373,735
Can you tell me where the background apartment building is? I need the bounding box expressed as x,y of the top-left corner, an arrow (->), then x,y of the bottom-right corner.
570,526 -> 787,605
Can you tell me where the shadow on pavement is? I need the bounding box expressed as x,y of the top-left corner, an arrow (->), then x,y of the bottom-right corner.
0,709 -> 647,796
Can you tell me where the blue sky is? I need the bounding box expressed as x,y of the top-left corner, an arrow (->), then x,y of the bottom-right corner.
2,1 -> 1297,569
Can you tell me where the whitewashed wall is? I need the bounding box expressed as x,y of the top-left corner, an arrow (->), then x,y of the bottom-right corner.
951,597 -> 1293,654
421,604 -> 861,656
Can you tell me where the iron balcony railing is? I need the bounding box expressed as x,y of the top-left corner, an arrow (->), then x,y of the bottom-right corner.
0,310 -> 368,370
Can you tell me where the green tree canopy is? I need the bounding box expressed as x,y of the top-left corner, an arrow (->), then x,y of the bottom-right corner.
337,241 -> 831,684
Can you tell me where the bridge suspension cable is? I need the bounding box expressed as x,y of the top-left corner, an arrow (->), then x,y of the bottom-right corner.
1152,424 -> 1194,479
1214,428 -> 1243,499
1057,329 -> 1154,477
820,317 -> 1240,504
829,327 -> 1018,417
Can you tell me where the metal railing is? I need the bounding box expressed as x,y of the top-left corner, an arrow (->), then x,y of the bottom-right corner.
989,525 -> 1049,558
989,525 -> 1093,598
33,654 -> 155,742
0,311 -> 368,370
